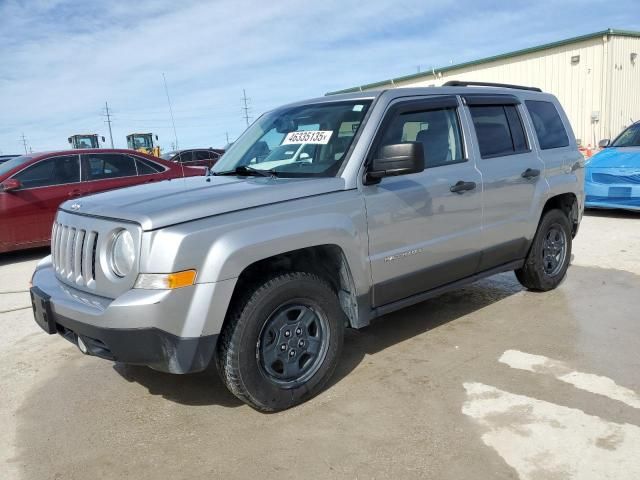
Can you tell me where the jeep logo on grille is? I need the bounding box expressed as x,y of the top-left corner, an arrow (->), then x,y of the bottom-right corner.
70,202 -> 81,211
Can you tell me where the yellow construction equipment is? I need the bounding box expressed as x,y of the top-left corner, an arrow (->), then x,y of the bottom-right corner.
68,134 -> 105,149
126,133 -> 160,157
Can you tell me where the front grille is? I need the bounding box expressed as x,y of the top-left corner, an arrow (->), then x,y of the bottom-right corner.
51,221 -> 99,288
592,173 -> 640,185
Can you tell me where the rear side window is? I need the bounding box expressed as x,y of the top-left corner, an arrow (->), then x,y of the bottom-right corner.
525,100 -> 570,150
469,105 -> 529,158
195,150 -> 211,161
14,156 -> 80,188
134,157 -> 163,174
84,154 -> 137,180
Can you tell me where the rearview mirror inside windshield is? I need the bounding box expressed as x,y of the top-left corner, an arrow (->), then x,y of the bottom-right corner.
275,117 -> 298,134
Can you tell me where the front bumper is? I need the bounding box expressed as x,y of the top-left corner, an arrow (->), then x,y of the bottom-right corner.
585,173 -> 640,212
31,257 -> 235,373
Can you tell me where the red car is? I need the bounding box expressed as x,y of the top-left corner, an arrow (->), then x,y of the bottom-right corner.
0,149 -> 203,253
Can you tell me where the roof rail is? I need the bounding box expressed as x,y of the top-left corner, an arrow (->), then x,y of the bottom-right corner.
442,80 -> 542,92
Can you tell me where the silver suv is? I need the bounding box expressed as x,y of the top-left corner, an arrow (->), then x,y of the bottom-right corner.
31,82 -> 584,411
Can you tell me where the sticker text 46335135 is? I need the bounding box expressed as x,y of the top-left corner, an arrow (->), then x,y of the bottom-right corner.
282,130 -> 334,145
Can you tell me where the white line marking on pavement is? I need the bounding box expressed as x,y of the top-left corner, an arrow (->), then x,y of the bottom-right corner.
463,382 -> 640,480
499,350 -> 640,410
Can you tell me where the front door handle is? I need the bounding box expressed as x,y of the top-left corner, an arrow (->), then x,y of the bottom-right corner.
450,180 -> 477,194
521,168 -> 540,179
67,189 -> 83,198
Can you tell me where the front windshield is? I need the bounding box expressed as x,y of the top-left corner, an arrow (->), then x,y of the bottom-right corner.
76,136 -> 98,148
212,100 -> 371,177
611,123 -> 640,147
131,135 -> 153,149
0,155 -> 33,177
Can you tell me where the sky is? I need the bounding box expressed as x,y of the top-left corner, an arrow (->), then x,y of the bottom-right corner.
1,0 -> 639,154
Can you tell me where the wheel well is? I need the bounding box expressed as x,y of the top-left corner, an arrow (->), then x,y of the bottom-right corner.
541,192 -> 579,237
227,245 -> 359,328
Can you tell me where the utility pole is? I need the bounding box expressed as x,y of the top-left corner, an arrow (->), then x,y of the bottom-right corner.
20,133 -> 28,154
103,102 -> 115,148
241,89 -> 251,127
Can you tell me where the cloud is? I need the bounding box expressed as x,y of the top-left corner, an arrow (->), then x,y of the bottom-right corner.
0,0 -> 638,153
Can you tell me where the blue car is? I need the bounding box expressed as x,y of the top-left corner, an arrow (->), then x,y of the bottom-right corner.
585,122 -> 640,211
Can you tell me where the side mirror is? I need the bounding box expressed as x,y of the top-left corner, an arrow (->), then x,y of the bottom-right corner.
0,178 -> 21,192
68,137 -> 72,144
598,139 -> 610,148
155,135 -> 159,141
101,136 -> 106,142
367,143 -> 425,182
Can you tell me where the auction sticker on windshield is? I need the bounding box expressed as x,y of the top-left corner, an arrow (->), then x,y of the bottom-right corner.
283,130 -> 333,145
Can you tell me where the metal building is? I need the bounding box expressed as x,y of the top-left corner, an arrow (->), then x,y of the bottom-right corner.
330,29 -> 640,148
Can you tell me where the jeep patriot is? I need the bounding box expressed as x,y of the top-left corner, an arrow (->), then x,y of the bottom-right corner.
31,82 -> 584,411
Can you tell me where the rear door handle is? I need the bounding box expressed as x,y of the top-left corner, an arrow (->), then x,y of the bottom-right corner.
67,189 -> 83,198
450,180 -> 477,194
521,168 -> 540,179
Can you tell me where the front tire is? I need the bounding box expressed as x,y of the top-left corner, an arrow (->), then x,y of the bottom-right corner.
216,272 -> 345,412
515,208 -> 572,291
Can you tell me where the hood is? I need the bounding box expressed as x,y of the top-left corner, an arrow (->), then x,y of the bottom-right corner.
60,175 -> 346,230
586,147 -> 640,169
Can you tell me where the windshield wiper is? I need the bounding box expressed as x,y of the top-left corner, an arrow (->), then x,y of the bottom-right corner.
214,165 -> 277,177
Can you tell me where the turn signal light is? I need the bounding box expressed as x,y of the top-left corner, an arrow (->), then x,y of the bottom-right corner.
134,270 -> 197,290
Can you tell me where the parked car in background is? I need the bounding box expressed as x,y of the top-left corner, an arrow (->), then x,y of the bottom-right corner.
0,154 -> 20,163
585,121 -> 640,211
0,149 -> 203,253
160,148 -> 224,169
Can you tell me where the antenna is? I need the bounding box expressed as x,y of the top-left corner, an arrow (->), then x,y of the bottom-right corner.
241,89 -> 252,126
162,73 -> 179,151
20,133 -> 28,154
103,102 -> 115,148
225,131 -> 230,144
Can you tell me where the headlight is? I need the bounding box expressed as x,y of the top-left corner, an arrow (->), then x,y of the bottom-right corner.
110,230 -> 135,277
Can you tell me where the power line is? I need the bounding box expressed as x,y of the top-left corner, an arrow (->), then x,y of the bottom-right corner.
20,133 -> 28,154
163,73 -> 179,151
102,102 -> 115,148
241,89 -> 251,127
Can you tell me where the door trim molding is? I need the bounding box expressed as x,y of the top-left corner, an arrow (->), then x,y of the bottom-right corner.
372,259 -> 524,317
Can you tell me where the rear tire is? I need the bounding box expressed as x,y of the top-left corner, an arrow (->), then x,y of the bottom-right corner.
216,272 -> 345,412
515,209 -> 572,291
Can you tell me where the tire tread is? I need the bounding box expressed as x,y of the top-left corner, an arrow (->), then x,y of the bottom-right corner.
216,272 -> 339,411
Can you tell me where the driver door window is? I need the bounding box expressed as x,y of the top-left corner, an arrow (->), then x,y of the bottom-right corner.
14,155 -> 80,188
376,107 -> 465,168
177,151 -> 194,163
